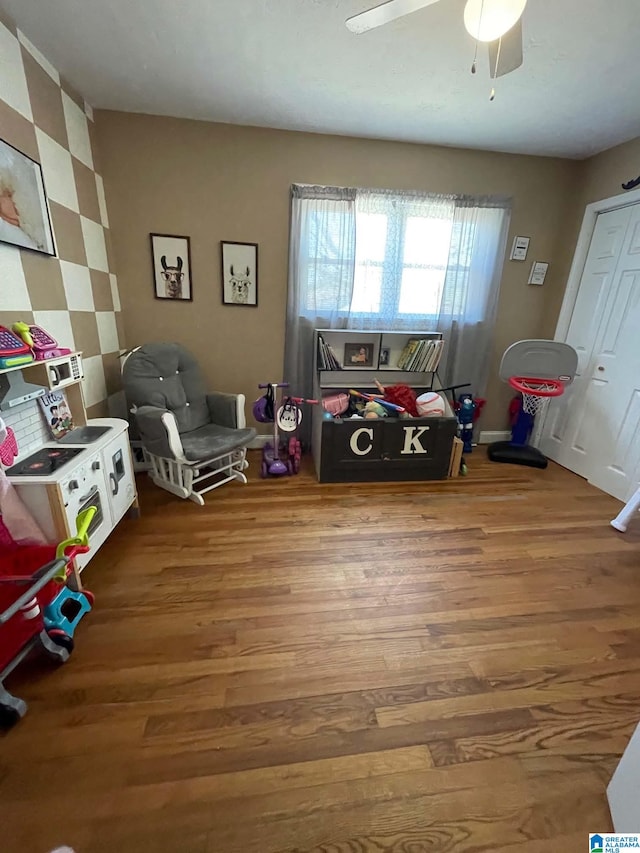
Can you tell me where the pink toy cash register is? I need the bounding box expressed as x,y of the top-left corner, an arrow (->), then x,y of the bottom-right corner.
12,322 -> 71,361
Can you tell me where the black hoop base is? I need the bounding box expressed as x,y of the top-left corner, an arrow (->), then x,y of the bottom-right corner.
487,441 -> 548,470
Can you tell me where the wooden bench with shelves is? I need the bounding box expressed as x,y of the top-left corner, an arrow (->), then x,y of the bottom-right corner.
311,329 -> 458,483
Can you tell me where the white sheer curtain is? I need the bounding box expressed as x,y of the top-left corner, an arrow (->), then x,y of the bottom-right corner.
283,185 -> 356,442
437,199 -> 511,391
347,189 -> 511,392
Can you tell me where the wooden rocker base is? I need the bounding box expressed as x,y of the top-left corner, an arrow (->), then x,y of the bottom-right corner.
145,448 -> 250,506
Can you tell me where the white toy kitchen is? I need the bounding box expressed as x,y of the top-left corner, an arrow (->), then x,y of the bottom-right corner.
0,352 -> 138,574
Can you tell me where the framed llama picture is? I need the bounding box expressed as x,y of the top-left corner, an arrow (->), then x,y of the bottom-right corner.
150,233 -> 193,301
221,241 -> 258,306
0,137 -> 56,255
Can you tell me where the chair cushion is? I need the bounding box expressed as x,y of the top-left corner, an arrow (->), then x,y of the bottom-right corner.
123,343 -> 211,434
180,423 -> 256,462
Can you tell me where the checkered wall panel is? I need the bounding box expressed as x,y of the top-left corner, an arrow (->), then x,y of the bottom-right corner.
0,12 -> 126,421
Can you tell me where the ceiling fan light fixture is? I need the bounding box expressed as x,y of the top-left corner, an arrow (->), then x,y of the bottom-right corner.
463,0 -> 527,42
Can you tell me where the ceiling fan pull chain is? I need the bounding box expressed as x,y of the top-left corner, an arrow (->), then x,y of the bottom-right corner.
490,34 -> 502,99
471,38 -> 479,74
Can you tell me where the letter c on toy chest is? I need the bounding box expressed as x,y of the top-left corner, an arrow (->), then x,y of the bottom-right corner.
402,426 -> 429,455
350,428 -> 374,456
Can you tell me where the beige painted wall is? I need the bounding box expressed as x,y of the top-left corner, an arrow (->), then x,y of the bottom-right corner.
581,136 -> 640,206
96,110 -> 582,432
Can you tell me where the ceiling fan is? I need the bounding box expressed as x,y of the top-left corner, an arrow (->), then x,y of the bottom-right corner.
346,0 -> 527,84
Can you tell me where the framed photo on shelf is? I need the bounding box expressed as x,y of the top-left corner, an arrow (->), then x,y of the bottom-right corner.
344,342 -> 374,367
379,347 -> 390,366
221,241 -> 258,306
0,137 -> 55,255
150,233 -> 193,301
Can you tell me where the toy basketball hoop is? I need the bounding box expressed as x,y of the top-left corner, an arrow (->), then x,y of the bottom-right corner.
488,340 -> 579,470
508,376 -> 565,418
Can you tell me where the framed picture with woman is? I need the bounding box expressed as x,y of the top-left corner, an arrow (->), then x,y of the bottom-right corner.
0,137 -> 55,255
344,343 -> 374,367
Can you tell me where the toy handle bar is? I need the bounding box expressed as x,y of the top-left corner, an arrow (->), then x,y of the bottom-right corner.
0,552 -> 85,625
290,397 -> 318,404
55,506 -> 96,560
0,545 -> 90,587
438,383 -> 472,403
349,389 -> 406,413
258,382 -> 289,389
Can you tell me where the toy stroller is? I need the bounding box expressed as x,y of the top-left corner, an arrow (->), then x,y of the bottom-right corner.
0,508 -> 96,727
253,382 -> 316,477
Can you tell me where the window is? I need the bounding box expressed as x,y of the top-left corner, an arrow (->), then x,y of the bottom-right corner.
301,191 -> 489,326
352,205 -> 458,321
288,183 -> 511,403
298,187 -> 508,332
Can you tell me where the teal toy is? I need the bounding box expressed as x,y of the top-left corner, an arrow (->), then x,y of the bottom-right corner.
44,587 -> 93,638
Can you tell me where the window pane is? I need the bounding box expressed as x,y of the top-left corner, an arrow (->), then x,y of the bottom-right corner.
399,267 -> 445,315
403,216 -> 452,267
355,213 -> 387,263
351,264 -> 382,313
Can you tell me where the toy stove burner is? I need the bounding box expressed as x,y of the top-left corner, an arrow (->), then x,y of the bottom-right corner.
6,446 -> 84,476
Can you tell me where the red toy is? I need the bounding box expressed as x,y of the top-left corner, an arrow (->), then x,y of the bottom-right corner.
0,509 -> 95,727
374,379 -> 419,416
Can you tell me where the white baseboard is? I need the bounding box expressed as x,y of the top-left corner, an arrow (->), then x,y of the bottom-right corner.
248,433 -> 273,449
478,430 -> 511,444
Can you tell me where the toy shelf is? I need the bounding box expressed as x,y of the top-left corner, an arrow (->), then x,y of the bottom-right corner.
0,352 -> 82,378
0,352 -> 87,426
311,329 -> 456,483
319,370 -> 436,389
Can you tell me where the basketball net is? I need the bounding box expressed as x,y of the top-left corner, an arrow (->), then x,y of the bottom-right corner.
514,379 -> 563,418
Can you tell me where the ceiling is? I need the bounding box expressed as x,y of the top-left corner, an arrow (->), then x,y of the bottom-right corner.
2,0 -> 640,159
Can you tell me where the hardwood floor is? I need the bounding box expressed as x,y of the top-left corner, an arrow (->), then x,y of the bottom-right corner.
2,451 -> 639,852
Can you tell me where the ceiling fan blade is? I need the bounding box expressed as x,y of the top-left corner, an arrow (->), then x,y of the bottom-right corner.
488,18 -> 523,78
346,0 -> 442,34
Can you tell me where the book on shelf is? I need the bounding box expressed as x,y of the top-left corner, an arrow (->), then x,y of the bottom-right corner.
416,340 -> 434,372
409,340 -> 427,372
327,344 -> 341,370
397,339 -> 421,370
427,339 -> 444,373
317,335 -> 341,370
397,337 -> 443,372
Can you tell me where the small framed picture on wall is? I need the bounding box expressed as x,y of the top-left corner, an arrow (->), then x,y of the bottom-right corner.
150,233 -> 193,301
221,241 -> 258,306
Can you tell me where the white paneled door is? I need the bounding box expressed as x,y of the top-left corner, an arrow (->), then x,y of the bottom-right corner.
541,204 -> 640,501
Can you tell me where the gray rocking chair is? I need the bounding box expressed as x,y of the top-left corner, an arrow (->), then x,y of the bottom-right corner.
122,342 -> 255,505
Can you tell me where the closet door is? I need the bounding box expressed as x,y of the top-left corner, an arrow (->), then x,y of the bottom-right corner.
540,206 -> 632,477
583,204 -> 640,501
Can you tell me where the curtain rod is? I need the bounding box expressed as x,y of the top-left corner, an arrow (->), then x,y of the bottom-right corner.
291,183 -> 511,207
